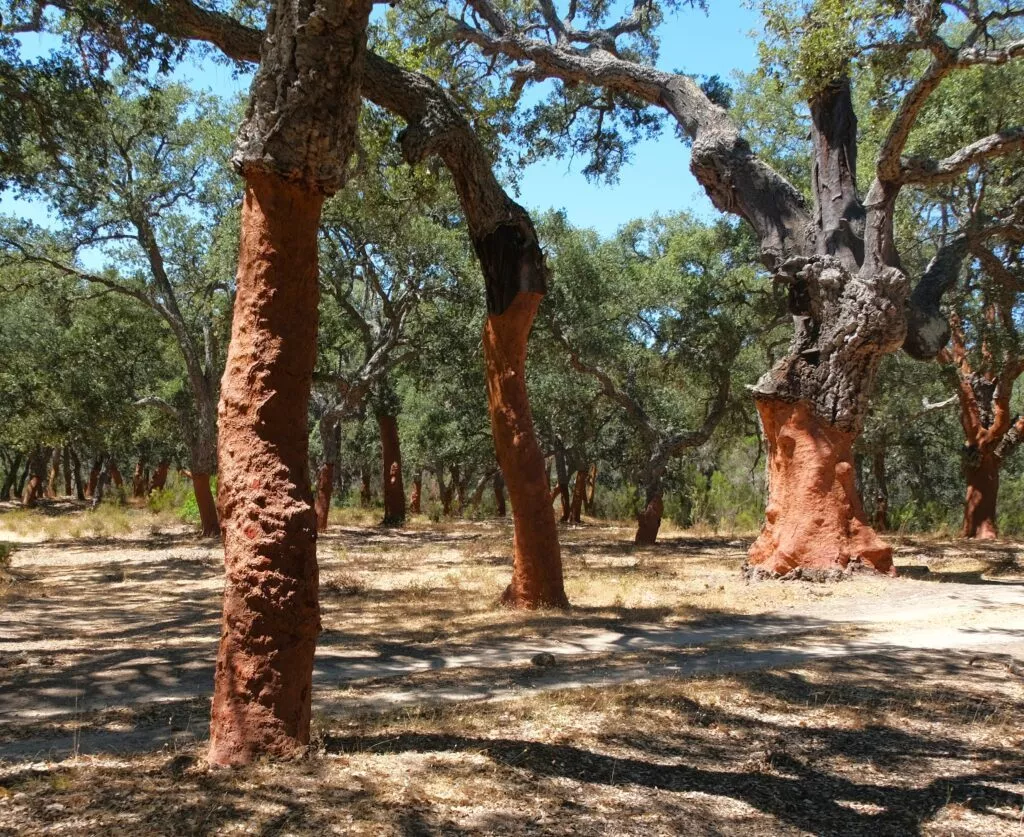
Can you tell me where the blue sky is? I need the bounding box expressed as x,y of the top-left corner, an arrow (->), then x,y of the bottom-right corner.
3,1 -> 762,237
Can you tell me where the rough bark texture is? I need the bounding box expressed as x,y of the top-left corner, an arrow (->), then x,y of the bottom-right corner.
484,293 -> 568,609
963,452 -> 999,540
747,399 -> 894,579
409,471 -> 422,515
192,472 -> 220,537
377,413 -> 405,526
207,0 -> 372,767
209,172 -> 326,768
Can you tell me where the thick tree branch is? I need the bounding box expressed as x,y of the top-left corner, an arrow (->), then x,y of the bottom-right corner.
900,127 -> 1024,185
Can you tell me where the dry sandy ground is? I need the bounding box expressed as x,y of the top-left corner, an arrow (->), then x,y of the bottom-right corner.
1,504 -> 1023,835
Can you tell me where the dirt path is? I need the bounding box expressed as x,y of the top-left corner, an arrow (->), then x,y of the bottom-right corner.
2,525 -> 1023,762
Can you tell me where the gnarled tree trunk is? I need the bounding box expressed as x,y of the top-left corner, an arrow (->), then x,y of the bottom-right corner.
377,413 -> 405,526
747,400 -> 893,578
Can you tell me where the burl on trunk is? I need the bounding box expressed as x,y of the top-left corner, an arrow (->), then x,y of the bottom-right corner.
209,0 -> 373,767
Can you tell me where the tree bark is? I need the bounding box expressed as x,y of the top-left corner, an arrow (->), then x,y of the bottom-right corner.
409,470 -> 422,515
484,293 -> 568,608
192,472 -> 220,537
493,470 -> 506,517
209,171 -> 328,768
568,469 -> 586,524
1,453 -> 22,500
22,450 -> 45,508
377,413 -> 405,526
151,460 -> 170,492
747,399 -> 894,578
635,494 -> 664,545
359,466 -> 373,507
963,450 -> 999,539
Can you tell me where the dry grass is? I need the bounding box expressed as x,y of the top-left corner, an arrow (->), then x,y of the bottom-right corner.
2,503 -> 1024,835
1,654 -> 1021,836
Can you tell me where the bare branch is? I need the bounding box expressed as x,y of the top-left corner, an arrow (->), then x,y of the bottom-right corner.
900,127 -> 1024,184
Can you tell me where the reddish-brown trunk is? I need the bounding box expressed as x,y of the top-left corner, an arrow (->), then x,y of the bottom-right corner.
192,472 -> 220,537
108,459 -> 123,490
484,292 -> 568,609
963,452 -> 999,539
747,399 -> 893,578
378,414 -> 405,526
22,475 -> 41,508
132,460 -> 147,498
409,472 -> 422,515
314,462 -> 334,532
493,471 -> 506,517
568,469 -> 586,524
151,460 -> 170,492
635,495 -> 663,545
208,172 -> 324,767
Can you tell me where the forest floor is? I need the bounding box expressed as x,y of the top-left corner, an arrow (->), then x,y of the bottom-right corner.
1,500 -> 1023,836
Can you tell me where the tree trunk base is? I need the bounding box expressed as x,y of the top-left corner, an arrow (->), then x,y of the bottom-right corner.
208,172 -> 323,768
634,496 -> 663,545
192,473 -> 220,537
484,293 -> 568,610
963,455 -> 999,540
314,463 -> 334,533
746,399 -> 894,579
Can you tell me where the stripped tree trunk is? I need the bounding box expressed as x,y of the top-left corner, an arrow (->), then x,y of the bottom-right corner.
208,0 -> 373,768
378,413 -> 405,526
22,450 -> 44,508
108,459 -> 123,490
132,460 -> 147,498
86,457 -> 102,499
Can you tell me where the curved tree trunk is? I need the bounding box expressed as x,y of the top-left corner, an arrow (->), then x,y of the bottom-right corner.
493,471 -> 506,517
209,173 -> 327,767
151,460 -> 170,492
963,451 -> 999,540
409,470 -> 422,515
568,469 -> 586,524
747,400 -> 893,578
378,413 -> 405,526
484,293 -> 568,608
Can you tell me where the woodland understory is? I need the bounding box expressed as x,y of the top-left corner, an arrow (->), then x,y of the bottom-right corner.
1,0 -> 1023,803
